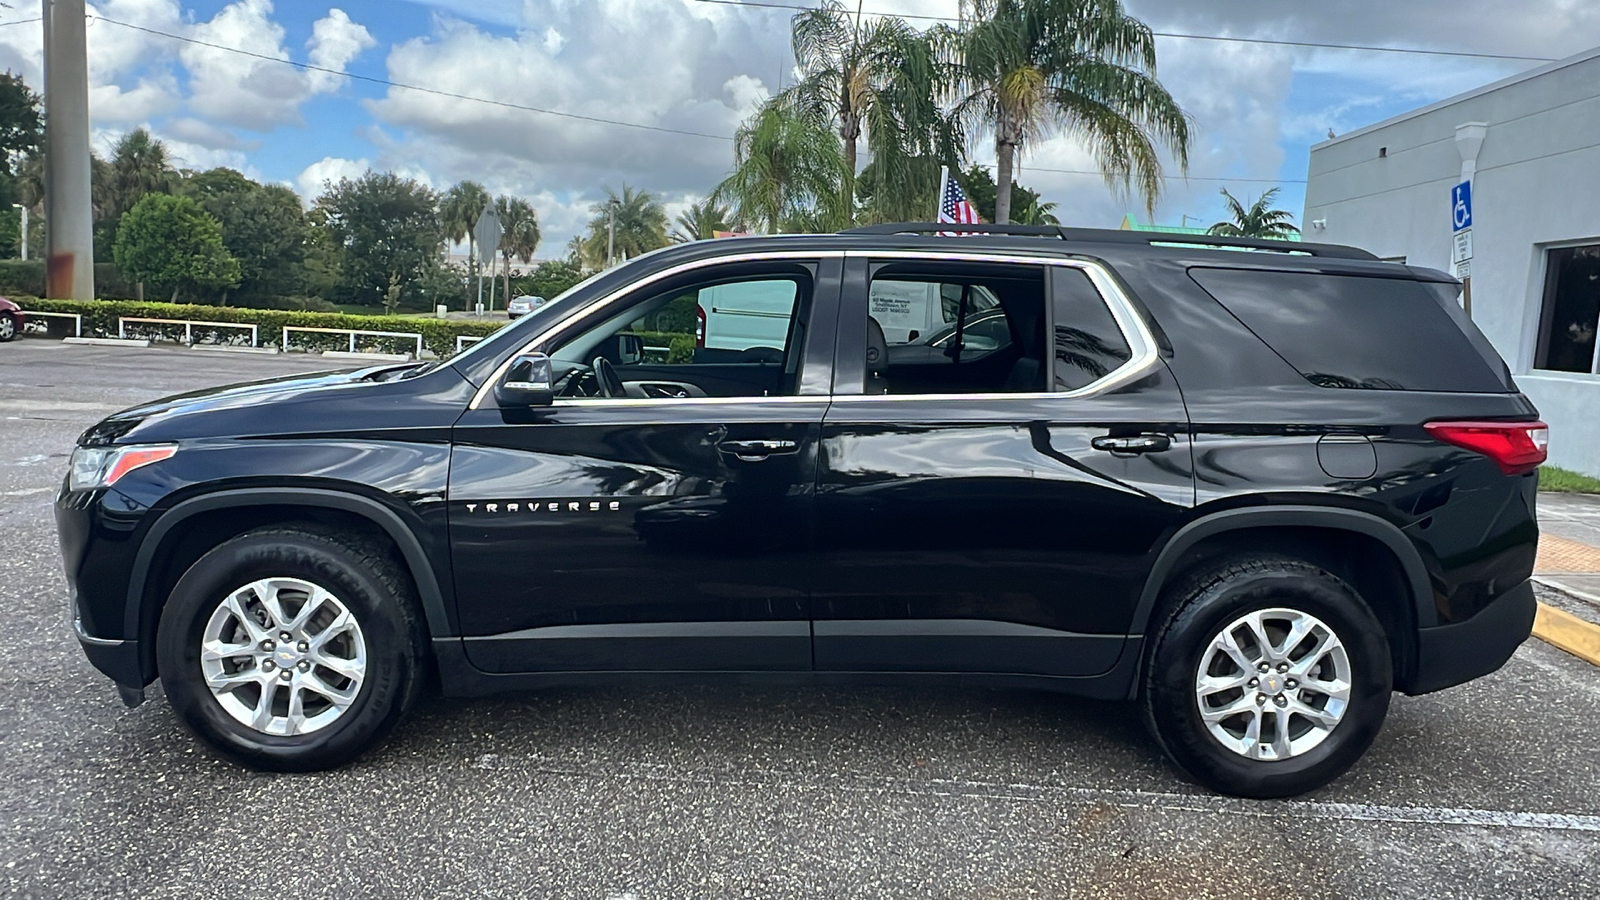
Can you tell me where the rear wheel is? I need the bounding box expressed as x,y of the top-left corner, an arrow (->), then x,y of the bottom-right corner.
156,526 -> 425,771
1141,555 -> 1393,797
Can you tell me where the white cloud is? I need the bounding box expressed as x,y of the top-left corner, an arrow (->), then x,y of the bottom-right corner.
182,1 -> 376,130
307,8 -> 378,93
296,155 -> 372,200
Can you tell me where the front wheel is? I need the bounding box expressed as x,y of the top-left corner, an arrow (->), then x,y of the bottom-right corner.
1141,556 -> 1393,797
155,526 -> 425,771
0,312 -> 16,342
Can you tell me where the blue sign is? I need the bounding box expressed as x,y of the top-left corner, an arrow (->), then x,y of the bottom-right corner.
1452,181 -> 1473,232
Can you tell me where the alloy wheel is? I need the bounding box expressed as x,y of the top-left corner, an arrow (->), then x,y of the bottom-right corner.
1193,607 -> 1352,761
199,577 -> 367,736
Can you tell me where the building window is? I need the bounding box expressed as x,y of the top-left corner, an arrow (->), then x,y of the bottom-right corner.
1535,244 -> 1600,374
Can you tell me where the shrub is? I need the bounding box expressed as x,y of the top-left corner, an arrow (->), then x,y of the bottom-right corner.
14,296 -> 508,358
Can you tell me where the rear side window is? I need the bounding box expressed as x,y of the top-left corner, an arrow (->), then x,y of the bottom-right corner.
1189,268 -> 1514,392
1052,268 -> 1132,391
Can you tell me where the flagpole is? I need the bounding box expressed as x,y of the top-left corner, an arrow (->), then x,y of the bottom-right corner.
936,165 -> 949,223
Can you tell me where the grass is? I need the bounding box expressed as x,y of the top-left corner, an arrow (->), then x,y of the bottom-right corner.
1540,465 -> 1600,494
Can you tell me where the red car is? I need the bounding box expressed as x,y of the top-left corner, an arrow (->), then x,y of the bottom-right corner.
0,297 -> 23,342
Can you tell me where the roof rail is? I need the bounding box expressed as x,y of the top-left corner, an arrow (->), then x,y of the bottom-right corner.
841,222 -> 1379,261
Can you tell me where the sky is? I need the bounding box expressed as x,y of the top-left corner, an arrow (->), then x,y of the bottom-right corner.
2,0 -> 1599,256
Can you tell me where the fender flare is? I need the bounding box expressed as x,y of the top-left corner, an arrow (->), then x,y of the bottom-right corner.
1129,505 -> 1436,637
125,488 -> 456,661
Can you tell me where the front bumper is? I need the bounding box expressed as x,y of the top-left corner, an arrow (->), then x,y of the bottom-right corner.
74,616 -> 146,702
1405,579 -> 1536,695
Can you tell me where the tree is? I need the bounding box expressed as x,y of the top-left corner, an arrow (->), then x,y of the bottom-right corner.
317,172 -> 443,313
712,104 -> 846,234
112,194 -> 241,303
440,180 -> 491,286
182,168 -> 309,300
107,128 -> 175,223
953,0 -> 1191,223
494,195 -> 541,302
1207,187 -> 1299,239
0,71 -> 42,178
957,163 -> 1060,224
672,197 -> 732,243
520,258 -> 588,299
582,184 -> 668,266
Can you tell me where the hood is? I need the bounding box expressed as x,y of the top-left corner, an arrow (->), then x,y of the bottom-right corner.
80,362 -> 433,446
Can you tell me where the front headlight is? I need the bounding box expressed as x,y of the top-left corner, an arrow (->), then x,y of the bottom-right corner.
68,444 -> 178,491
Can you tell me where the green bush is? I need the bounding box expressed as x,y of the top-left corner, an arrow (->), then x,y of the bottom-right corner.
0,261 -> 140,299
15,296 -> 508,358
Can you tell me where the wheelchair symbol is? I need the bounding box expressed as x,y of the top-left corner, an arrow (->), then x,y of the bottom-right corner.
1452,184 -> 1472,231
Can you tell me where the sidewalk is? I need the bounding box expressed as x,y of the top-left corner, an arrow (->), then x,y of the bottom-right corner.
1532,492 -> 1600,666
1536,492 -> 1600,603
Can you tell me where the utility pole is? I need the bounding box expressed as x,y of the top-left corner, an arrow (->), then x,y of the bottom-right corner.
606,198 -> 619,268
43,0 -> 96,300
13,204 -> 27,260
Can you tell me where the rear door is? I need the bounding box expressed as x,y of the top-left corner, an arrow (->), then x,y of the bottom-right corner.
811,251 -> 1194,678
449,253 -> 841,673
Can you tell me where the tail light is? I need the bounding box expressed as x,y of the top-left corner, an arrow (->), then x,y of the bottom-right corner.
1423,420 -> 1548,475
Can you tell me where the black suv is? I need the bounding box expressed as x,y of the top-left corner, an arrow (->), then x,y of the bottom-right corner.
58,224 -> 1546,797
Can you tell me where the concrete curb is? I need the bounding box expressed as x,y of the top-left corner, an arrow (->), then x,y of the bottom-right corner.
62,337 -> 150,348
319,350 -> 412,362
191,344 -> 280,355
1533,602 -> 1600,667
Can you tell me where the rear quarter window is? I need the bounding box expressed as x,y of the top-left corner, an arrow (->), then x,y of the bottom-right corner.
1188,267 -> 1514,393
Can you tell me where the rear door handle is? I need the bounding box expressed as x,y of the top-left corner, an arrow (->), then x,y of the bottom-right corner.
1091,434 -> 1171,454
717,439 -> 799,461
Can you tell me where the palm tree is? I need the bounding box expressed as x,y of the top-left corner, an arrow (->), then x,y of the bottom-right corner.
784,2 -> 961,224
713,103 -> 846,235
672,197 -> 732,243
494,195 -> 541,301
441,180 -> 491,287
1207,187 -> 1299,239
1012,195 -> 1060,225
582,185 -> 669,265
953,0 -> 1191,223
107,128 -> 174,222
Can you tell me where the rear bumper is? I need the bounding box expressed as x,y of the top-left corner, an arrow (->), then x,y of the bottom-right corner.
1405,579 -> 1535,695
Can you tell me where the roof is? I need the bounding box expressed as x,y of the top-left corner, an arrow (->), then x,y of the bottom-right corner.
1312,43 -> 1600,150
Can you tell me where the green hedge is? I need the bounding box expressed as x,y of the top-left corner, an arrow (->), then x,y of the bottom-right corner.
15,296 -> 509,359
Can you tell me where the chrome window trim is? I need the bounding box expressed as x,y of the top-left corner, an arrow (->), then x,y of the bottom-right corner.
468,250 -> 845,410
469,247 -> 1158,410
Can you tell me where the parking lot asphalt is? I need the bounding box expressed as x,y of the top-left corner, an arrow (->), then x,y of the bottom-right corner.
1,340 -> 1597,899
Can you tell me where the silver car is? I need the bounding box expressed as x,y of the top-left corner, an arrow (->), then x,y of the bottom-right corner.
507,295 -> 546,319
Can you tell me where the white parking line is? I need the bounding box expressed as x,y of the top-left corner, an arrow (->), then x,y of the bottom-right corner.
474,754 -> 1600,833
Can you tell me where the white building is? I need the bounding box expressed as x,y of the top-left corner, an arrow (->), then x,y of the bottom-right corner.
1304,47 -> 1600,477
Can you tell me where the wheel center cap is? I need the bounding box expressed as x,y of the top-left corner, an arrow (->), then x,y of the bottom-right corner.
1261,672 -> 1285,695
274,645 -> 302,668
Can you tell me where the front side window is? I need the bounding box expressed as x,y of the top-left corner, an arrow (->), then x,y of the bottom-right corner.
547,270 -> 810,400
1534,243 -> 1600,374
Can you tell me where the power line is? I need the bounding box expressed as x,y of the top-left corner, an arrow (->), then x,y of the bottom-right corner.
0,17 -> 43,27
90,16 -> 736,142
95,14 -> 1304,187
692,0 -> 1558,62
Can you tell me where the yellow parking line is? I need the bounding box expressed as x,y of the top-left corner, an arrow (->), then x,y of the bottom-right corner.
1533,603 -> 1600,667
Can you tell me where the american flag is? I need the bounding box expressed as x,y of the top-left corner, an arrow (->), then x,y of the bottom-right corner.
938,169 -> 983,234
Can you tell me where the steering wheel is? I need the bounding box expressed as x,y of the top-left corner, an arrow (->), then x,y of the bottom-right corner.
593,357 -> 625,398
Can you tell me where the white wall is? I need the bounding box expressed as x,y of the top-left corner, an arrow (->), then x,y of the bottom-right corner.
1304,47 -> 1600,478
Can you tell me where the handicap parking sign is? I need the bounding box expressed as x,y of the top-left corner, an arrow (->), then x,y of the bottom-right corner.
1452,182 -> 1473,232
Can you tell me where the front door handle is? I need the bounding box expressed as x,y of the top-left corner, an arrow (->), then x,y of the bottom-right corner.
717,439 -> 799,461
1091,434 -> 1172,454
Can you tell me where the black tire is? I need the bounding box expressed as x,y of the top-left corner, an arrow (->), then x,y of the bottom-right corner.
155,526 -> 426,771
0,311 -> 16,342
1140,555 -> 1393,798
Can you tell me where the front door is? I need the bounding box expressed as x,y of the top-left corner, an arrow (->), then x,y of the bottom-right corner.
811,253 -> 1194,678
450,255 -> 840,673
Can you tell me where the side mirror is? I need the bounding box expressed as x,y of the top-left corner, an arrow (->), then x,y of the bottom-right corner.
617,333 -> 644,366
495,353 -> 554,407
